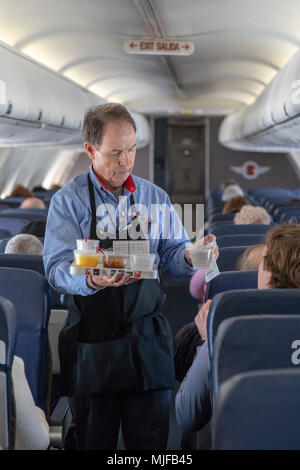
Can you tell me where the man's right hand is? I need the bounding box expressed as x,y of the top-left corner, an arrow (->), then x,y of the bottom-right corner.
87,272 -> 139,289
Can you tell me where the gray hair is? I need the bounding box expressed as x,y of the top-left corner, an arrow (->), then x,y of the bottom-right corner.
5,234 -> 43,255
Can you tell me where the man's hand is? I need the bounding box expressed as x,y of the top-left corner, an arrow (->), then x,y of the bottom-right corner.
87,272 -> 140,289
194,299 -> 212,341
184,234 -> 219,266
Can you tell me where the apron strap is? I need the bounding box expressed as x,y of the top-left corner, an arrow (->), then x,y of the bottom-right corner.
87,173 -> 97,240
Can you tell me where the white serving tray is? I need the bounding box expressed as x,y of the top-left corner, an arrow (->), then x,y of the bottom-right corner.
70,263 -> 158,279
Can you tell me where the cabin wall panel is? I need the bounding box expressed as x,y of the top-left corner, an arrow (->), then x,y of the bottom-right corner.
207,118 -> 300,192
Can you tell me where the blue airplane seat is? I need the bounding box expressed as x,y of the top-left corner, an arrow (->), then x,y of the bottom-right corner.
213,370 -> 300,450
0,237 -> 44,254
212,315 -> 300,397
0,212 -> 47,223
211,224 -> 271,238
207,289 -> 300,360
2,198 -> 26,208
217,246 -> 248,272
0,204 -> 10,212
216,233 -> 265,248
209,213 -> 235,224
205,270 -> 257,301
0,209 -> 48,219
0,268 -> 51,414
0,229 -> 12,240
0,217 -> 31,235
281,210 -> 300,224
0,254 -> 63,310
0,297 -> 17,450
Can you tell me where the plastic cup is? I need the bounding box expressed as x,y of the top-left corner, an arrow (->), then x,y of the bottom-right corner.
103,254 -> 128,269
76,239 -> 100,252
74,250 -> 99,267
189,248 -> 214,269
130,254 -> 156,270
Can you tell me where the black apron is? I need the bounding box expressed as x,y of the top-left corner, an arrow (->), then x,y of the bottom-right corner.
58,175 -> 175,396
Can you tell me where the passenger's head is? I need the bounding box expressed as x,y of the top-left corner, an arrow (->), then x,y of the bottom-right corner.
20,220 -> 46,238
20,197 -> 46,210
236,244 -> 265,271
10,185 -> 33,198
234,205 -> 270,225
221,184 -> 244,202
83,103 -> 137,190
222,196 -> 251,214
258,224 -> 300,289
5,234 -> 43,255
220,179 -> 238,192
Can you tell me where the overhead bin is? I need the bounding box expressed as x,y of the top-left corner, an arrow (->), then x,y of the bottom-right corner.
0,42 -> 150,148
219,48 -> 300,152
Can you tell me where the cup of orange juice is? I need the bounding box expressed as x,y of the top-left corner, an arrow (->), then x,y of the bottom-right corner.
74,250 -> 99,267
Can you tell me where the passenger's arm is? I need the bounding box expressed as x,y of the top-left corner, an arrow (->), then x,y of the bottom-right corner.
175,341 -> 212,432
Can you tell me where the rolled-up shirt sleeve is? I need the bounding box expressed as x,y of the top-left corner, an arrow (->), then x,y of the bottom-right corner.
175,340 -> 212,432
43,190 -> 98,296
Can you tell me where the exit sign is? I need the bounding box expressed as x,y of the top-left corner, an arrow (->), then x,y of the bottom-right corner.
124,38 -> 194,56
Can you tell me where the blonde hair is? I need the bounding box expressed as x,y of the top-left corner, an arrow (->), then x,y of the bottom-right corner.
234,205 -> 270,225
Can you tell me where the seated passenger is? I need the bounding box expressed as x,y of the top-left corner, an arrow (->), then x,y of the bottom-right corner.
5,234 -> 43,255
20,220 -> 46,238
20,197 -> 46,210
222,196 -> 251,214
175,224 -> 300,439
9,184 -> 33,198
220,179 -> 239,192
234,204 -> 270,225
12,355 -> 49,450
221,184 -> 244,202
235,244 -> 265,271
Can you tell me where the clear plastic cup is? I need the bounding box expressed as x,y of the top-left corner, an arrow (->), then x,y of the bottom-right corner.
103,254 -> 128,269
74,250 -> 100,267
189,248 -> 214,269
76,239 -> 100,252
130,254 -> 156,270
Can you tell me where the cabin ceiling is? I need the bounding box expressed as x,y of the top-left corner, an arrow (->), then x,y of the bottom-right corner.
0,0 -> 300,116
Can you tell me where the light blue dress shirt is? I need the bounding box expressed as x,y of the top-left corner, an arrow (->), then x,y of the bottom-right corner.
43,167 -> 195,298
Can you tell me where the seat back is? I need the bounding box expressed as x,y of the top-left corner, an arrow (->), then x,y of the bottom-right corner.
0,229 -> 12,240
211,224 -> 271,237
0,217 -> 31,235
209,213 -> 235,224
0,268 -> 51,413
212,315 -> 300,395
216,234 -> 265,248
213,370 -> 300,450
0,297 -> 17,449
207,289 -> 300,358
0,209 -> 48,220
205,270 -> 257,301
217,246 -> 248,271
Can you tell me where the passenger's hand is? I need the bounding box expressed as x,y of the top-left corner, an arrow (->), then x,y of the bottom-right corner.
88,272 -> 139,288
194,299 -> 212,340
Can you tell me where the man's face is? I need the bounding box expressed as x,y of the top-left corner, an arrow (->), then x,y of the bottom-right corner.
258,246 -> 273,289
85,120 -> 136,191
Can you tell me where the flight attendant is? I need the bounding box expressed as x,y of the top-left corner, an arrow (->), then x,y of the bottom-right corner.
44,103 -> 210,450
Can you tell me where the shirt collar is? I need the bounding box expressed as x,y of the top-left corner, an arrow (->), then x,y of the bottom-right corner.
90,166 -> 136,194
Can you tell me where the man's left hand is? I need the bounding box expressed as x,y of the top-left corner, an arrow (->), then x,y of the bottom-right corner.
185,234 -> 219,266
